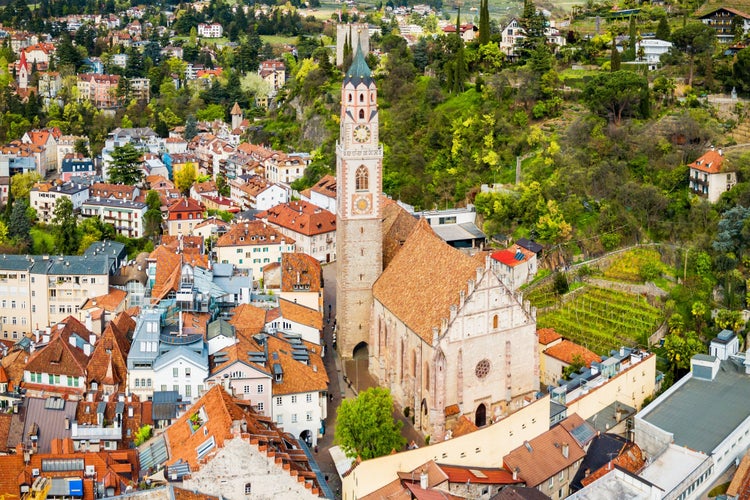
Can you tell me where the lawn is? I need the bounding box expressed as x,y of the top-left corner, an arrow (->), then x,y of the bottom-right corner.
261,35 -> 298,47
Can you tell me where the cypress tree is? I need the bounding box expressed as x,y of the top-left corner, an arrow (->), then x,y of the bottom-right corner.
611,39 -> 621,71
479,0 -> 490,45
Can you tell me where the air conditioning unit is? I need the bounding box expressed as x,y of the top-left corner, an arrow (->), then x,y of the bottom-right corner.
85,465 -> 95,477
31,469 -> 39,477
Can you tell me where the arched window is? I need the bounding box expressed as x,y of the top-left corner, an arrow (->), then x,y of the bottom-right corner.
412,349 -> 417,377
424,363 -> 430,391
355,166 -> 368,191
359,109 -> 365,119
359,93 -> 364,102
493,315 -> 498,329
348,93 -> 352,102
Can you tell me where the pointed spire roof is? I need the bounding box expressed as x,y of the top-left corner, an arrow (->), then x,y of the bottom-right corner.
230,102 -> 242,115
344,42 -> 373,87
18,50 -> 27,70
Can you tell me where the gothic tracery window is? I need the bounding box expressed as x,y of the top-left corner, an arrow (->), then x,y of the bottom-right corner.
356,166 -> 368,191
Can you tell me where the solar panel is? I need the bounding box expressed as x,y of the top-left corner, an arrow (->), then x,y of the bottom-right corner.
42,459 -> 84,472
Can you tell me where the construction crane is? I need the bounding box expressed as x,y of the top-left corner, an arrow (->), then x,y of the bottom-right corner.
22,477 -> 50,500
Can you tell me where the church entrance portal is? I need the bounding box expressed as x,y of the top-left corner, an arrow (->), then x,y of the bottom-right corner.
475,403 -> 487,427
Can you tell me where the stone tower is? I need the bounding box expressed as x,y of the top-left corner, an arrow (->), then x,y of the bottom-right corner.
230,102 -> 243,130
336,45 -> 383,361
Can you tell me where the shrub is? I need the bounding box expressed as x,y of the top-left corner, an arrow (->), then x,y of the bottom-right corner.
554,272 -> 569,295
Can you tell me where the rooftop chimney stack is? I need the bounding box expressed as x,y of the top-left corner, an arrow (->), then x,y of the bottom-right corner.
562,442 -> 569,459
420,470 -> 428,490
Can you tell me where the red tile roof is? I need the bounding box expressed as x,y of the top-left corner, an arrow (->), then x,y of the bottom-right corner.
581,442 -> 645,487
215,220 -> 294,247
86,322 -> 130,388
265,334 -> 327,396
544,340 -> 601,367
256,201 -> 336,237
689,150 -> 726,174
438,464 -> 521,485
503,414 -> 589,488
537,328 -> 562,345
281,253 -> 323,293
277,298 -> 323,330
24,329 -> 89,379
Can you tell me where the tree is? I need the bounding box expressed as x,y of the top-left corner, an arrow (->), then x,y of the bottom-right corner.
335,387 -> 405,459
143,190 -> 162,241
184,115 -> 198,141
582,71 -> 649,125
216,172 -> 230,197
663,331 -> 705,376
733,48 -> 750,93
610,39 -> 621,71
656,16 -> 671,41
108,143 -> 144,185
562,353 -> 585,379
478,0 -> 490,45
8,199 -> 31,245
52,197 -> 79,255
175,162 -> 197,195
553,271 -> 569,295
74,138 -> 90,157
671,23 -> 716,86
10,171 -> 41,200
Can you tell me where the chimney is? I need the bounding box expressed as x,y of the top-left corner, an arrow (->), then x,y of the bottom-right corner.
562,442 -> 569,459
512,467 -> 519,481
83,343 -> 91,356
420,470 -> 428,490
69,335 -> 77,348
89,334 -> 96,345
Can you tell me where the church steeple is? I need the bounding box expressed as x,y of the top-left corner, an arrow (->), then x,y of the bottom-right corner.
344,44 -> 372,87
336,40 -> 383,361
18,50 -> 28,90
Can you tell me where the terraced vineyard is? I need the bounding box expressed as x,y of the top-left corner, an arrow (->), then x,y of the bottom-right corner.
604,247 -> 666,282
537,286 -> 663,355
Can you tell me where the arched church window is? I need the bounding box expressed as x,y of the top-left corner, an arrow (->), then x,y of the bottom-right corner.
493,315 -> 498,329
355,166 -> 368,191
371,92 -> 375,102
359,93 -> 364,102
425,363 -> 430,391
348,93 -> 352,102
359,109 -> 365,119
412,349 -> 417,377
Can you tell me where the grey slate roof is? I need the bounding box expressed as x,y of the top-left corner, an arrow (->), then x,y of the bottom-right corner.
23,397 -> 78,454
641,359 -> 750,453
431,222 -> 486,243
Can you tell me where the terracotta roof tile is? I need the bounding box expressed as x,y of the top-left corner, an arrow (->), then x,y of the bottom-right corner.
228,304 -> 267,337
149,245 -> 183,302
167,196 -> 205,215
81,287 -> 127,312
278,299 -> 323,330
0,414 -> 11,453
257,201 -> 335,237
728,450 -> 750,498
215,220 -> 294,247
210,334 -> 269,376
503,414 -> 589,488
450,415 -> 478,437
90,182 -> 137,200
374,219 -> 481,343
381,200 -> 419,268
24,328 -> 89,379
267,335 -> 328,396
281,253 -> 322,293
437,464 -> 521,485
689,150 -> 727,174
544,340 -> 601,367
310,174 -> 336,197
86,322 -> 130,387
1,349 -> 27,391
537,328 -> 562,345
173,486 -> 221,500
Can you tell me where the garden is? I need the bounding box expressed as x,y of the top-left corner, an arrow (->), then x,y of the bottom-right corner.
537,286 -> 664,355
603,247 -> 670,283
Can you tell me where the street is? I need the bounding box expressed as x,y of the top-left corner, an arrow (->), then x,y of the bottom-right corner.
314,262 -> 425,499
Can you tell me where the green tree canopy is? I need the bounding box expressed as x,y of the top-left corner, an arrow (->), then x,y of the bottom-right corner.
143,190 -> 163,241
335,387 -> 405,460
52,197 -> 79,255
8,199 -> 31,246
108,143 -> 144,185
175,162 -> 197,195
582,71 -> 649,125
10,171 -> 42,200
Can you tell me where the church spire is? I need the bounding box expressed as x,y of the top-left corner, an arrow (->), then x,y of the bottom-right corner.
344,42 -> 372,87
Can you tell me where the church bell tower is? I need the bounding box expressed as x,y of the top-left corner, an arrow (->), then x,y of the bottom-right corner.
335,45 -> 383,361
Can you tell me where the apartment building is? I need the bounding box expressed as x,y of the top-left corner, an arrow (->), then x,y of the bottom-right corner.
80,197 -> 147,238
29,181 -> 90,223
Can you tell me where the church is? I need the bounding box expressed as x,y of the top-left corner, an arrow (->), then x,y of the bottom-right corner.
335,47 -> 540,440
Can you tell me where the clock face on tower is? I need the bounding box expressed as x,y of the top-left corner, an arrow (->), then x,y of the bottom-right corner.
353,124 -> 371,143
352,194 -> 372,214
